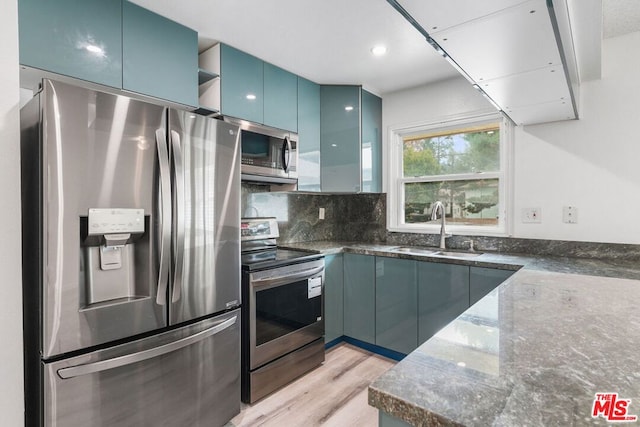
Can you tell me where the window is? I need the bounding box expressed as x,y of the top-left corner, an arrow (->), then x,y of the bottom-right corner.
387,114 -> 512,235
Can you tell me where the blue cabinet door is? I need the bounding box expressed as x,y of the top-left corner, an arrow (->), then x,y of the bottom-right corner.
264,63 -> 297,131
220,44 -> 264,124
343,253 -> 375,344
361,90 -> 382,193
297,77 -> 321,192
123,1 -> 198,107
324,254 -> 344,343
320,85 -> 361,192
470,267 -> 514,306
418,262 -> 470,344
375,257 -> 417,354
19,0 -> 122,88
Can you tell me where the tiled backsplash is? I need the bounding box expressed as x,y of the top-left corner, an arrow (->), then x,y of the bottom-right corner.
241,183 -> 640,260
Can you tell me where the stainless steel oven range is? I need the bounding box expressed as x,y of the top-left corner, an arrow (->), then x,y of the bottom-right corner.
241,217 -> 325,403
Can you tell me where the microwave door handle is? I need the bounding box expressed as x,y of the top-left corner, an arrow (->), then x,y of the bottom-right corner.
155,128 -> 171,305
170,130 -> 185,303
251,265 -> 324,289
281,137 -> 291,172
57,315 -> 237,379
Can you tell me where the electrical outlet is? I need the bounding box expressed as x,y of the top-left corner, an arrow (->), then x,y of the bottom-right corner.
563,206 -> 578,224
522,207 -> 542,223
319,207 -> 325,220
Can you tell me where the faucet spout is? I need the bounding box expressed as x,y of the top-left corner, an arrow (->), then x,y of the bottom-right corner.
431,201 -> 448,250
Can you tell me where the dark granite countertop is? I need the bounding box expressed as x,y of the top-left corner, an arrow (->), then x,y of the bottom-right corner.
278,241 -> 640,426
278,241 -> 640,280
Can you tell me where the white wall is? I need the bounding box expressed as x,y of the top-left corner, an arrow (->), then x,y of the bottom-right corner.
513,32 -> 640,244
382,32 -> 640,244
0,0 -> 25,425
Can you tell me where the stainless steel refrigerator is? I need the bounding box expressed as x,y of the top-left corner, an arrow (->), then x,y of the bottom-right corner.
20,79 -> 241,427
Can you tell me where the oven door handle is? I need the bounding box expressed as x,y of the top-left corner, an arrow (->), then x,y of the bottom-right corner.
251,265 -> 324,289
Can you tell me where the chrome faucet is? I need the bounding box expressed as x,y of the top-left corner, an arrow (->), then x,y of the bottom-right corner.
431,201 -> 450,249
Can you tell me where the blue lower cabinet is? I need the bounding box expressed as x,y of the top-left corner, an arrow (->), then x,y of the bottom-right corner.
123,1 -> 198,106
470,267 -> 514,306
343,253 -> 375,344
418,262 -> 470,344
379,411 -> 412,427
19,0 -> 123,88
375,257 -> 417,354
324,254 -> 344,343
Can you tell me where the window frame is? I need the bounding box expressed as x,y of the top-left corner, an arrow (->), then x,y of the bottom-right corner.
386,112 -> 513,236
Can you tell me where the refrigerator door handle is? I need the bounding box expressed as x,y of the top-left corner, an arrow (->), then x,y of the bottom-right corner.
155,128 -> 172,305
170,130 -> 185,303
57,315 -> 237,379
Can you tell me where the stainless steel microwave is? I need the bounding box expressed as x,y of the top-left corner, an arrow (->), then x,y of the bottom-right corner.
226,119 -> 298,184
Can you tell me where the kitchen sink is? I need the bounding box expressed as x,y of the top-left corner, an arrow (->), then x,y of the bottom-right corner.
392,247 -> 437,255
433,251 -> 483,258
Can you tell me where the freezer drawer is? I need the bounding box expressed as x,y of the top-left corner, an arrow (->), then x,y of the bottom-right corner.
42,310 -> 240,427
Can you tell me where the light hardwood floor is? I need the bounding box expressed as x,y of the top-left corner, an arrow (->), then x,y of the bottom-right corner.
229,343 -> 395,427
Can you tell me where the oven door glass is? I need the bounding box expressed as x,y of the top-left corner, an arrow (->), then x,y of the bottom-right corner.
255,278 -> 321,346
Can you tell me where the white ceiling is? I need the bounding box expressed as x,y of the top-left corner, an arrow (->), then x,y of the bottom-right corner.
130,0 -> 640,95
129,0 -> 460,95
603,0 -> 640,38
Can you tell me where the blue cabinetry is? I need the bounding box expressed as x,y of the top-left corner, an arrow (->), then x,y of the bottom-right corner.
19,0 -> 199,106
320,85 -> 361,192
264,63 -> 298,131
470,267 -> 514,306
220,44 -> 264,124
324,254 -> 344,344
361,90 -> 382,192
320,86 -> 382,192
19,0 -> 123,88
343,253 -> 376,344
122,1 -> 198,106
375,257 -> 417,354
297,77 -> 321,191
418,262 -> 470,344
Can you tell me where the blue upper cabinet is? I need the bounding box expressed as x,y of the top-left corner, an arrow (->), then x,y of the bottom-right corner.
264,63 -> 297,131
361,90 -> 382,193
320,85 -> 382,193
320,85 -> 362,192
220,44 -> 264,124
123,1 -> 198,107
297,77 -> 321,191
19,0 -> 123,88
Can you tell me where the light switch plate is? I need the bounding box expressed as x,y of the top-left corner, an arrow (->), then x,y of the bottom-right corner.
522,207 -> 542,223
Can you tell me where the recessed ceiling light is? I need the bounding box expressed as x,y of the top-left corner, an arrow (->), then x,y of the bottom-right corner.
344,106 -> 354,111
371,45 -> 387,56
457,361 -> 466,367
85,44 -> 104,55
246,94 -> 257,100
331,143 -> 337,147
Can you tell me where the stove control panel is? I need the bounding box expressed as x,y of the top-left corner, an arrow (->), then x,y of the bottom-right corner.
241,217 -> 279,241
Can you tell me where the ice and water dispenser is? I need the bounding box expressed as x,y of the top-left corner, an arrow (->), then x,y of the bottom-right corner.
80,208 -> 149,307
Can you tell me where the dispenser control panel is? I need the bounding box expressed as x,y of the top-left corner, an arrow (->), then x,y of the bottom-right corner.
88,209 -> 145,235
